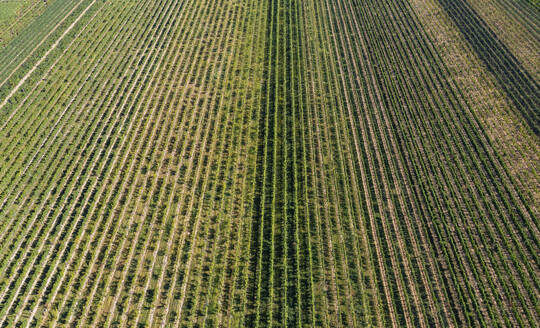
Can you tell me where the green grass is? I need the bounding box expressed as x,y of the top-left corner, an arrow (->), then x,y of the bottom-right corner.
0,1 -> 22,21
0,0 -> 52,48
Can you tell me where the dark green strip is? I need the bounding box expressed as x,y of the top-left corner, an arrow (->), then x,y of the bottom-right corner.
247,0 -> 304,326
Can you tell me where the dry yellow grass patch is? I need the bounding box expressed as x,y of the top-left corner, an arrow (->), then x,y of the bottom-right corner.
409,0 -> 540,215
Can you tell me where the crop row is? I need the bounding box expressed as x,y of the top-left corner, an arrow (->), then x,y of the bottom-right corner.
0,0 -> 98,101
0,0 -> 283,325
289,0 -> 539,326
245,0 -> 331,326
338,0 -> 534,326
0,0 -> 49,49
0,0 -> 206,324
0,0 -> 179,325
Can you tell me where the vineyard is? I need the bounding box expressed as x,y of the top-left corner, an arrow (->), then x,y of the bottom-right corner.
0,0 -> 538,326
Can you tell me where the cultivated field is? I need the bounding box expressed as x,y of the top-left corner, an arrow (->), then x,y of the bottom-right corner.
0,0 -> 538,327
0,0 -> 51,48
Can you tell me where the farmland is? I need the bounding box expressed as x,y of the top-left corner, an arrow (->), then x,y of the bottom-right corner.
0,0 -> 538,326
0,0 -> 52,48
